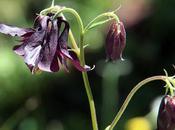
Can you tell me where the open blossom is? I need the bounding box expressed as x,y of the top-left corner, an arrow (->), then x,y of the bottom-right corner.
157,95 -> 175,130
105,21 -> 126,61
0,15 -> 90,73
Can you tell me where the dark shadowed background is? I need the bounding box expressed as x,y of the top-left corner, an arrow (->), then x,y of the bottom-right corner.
0,0 -> 174,130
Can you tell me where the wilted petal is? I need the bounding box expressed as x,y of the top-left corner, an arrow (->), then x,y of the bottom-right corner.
34,15 -> 50,29
13,29 -> 45,56
57,18 -> 70,71
24,45 -> 42,66
56,18 -> 91,72
57,52 -> 69,72
60,49 -> 91,71
0,23 -> 34,37
13,44 -> 27,56
68,50 -> 91,71
38,20 -> 59,72
57,18 -> 69,50
13,15 -> 50,73
13,16 -> 49,56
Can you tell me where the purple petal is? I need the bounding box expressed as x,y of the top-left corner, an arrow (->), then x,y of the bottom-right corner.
34,15 -> 50,30
106,23 -> 116,59
56,18 -> 91,72
13,29 -> 45,56
13,44 -> 26,56
13,16 -> 50,56
111,33 -> 122,60
57,52 -> 69,72
0,23 -> 34,37
118,22 -> 126,59
38,20 -> 59,72
57,18 -> 70,50
60,49 -> 91,71
24,45 -> 42,66
13,15 -> 50,73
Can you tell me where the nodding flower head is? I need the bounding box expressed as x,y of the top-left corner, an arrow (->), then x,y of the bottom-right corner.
106,21 -> 126,61
0,14 -> 90,74
157,95 -> 175,130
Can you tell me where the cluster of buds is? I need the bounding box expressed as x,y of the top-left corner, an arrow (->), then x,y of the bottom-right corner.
0,14 -> 90,73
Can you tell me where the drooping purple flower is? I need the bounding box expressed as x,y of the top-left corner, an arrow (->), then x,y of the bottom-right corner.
0,15 -> 90,73
157,95 -> 175,130
106,21 -> 126,61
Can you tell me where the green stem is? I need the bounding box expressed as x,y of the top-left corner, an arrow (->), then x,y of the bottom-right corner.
80,33 -> 98,130
58,8 -> 84,33
84,12 -> 120,33
51,0 -> 55,7
69,30 -> 80,53
58,8 -> 99,130
82,72 -> 99,130
108,76 -> 167,130
53,7 -> 98,130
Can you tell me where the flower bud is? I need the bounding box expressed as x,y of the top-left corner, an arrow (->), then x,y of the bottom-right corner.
157,95 -> 175,130
105,22 -> 126,61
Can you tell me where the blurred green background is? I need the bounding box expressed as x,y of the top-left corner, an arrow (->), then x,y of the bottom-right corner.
0,0 -> 174,130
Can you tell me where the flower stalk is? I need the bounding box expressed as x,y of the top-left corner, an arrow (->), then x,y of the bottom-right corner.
40,6 -> 99,130
84,12 -> 120,33
107,76 -> 167,130
80,32 -> 99,130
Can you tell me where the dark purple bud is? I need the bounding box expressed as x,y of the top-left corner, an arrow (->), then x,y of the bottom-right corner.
106,21 -> 126,61
157,95 -> 175,130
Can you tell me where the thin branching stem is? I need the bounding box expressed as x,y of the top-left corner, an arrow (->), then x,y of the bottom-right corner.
107,76 -> 167,130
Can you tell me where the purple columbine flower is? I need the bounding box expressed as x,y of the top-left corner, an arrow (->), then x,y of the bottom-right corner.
157,95 -> 175,130
0,15 -> 90,73
105,21 -> 126,61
